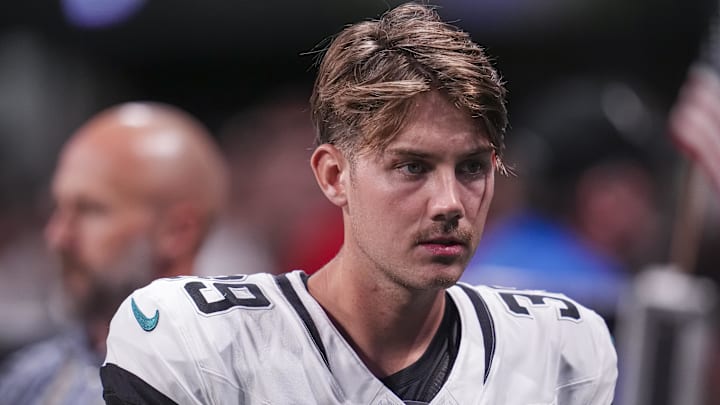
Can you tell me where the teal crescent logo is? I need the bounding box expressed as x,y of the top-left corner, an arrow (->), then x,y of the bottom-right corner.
131,297 -> 159,332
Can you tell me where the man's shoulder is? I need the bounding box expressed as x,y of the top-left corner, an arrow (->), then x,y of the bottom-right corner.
0,329 -> 96,401
0,328 -> 88,373
120,272 -> 282,332
103,271 -> 312,403
452,282 -> 610,338
0,335 -> 63,382
134,272 -> 277,299
451,283 -> 617,400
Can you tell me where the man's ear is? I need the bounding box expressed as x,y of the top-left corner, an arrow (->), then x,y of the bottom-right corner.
155,201 -> 203,276
310,144 -> 348,207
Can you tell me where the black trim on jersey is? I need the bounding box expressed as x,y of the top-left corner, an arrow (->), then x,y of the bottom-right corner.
100,363 -> 178,405
299,271 -> 310,287
458,284 -> 496,383
380,293 -> 460,403
275,273 -> 330,370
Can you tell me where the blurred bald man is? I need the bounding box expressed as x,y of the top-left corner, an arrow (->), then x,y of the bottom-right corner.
0,102 -> 228,405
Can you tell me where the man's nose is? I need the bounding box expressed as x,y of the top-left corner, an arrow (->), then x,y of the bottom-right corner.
428,170 -> 464,224
45,209 -> 75,252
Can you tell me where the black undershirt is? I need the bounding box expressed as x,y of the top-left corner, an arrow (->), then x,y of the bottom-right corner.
380,293 -> 461,404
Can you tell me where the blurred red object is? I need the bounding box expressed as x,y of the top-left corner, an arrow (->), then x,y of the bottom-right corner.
280,203 -> 343,276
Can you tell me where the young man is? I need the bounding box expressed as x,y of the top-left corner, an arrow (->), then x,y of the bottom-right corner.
101,4 -> 617,404
0,102 -> 228,404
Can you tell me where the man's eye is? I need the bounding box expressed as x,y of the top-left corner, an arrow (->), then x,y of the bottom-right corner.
77,200 -> 109,216
459,160 -> 487,175
399,162 -> 427,175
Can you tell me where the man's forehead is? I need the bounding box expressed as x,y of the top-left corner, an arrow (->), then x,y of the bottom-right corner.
382,123 -> 493,155
51,162 -> 115,205
53,138 -> 150,200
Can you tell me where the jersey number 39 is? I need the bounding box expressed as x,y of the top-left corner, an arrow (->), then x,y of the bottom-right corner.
184,277 -> 272,315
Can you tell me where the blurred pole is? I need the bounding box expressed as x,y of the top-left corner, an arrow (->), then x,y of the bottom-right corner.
616,266 -> 717,405
670,0 -> 720,275
669,164 -> 710,274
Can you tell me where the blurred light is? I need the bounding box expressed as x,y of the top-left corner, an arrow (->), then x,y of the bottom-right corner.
117,103 -> 153,128
62,0 -> 146,29
601,83 -> 653,145
137,131 -> 184,159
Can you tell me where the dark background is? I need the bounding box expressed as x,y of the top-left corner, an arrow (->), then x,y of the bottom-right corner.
1,0 -> 715,131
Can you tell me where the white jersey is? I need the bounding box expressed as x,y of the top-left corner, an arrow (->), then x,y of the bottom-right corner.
102,270 -> 617,404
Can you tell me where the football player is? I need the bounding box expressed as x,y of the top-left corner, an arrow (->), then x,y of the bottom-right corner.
101,4 -> 617,404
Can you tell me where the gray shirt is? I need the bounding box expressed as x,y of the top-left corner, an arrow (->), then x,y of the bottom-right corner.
0,326 -> 103,405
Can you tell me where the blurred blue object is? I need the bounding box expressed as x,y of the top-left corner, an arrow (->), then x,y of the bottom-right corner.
62,0 -> 145,28
462,210 -> 629,316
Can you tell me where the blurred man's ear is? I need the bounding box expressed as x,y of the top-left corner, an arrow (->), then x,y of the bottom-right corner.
155,201 -> 203,277
310,144 -> 348,208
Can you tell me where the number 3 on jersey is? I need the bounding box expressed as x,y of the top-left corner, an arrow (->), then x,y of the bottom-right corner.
497,291 -> 582,321
184,277 -> 272,315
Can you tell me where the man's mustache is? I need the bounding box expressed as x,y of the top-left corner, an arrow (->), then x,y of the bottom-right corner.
414,223 -> 473,246
59,253 -> 86,274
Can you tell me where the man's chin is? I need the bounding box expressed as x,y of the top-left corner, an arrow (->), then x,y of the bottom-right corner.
60,277 -> 134,322
59,273 -> 89,315
428,276 -> 458,290
411,263 -> 463,290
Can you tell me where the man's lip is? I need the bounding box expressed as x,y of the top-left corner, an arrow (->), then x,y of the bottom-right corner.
419,238 -> 465,246
419,242 -> 466,256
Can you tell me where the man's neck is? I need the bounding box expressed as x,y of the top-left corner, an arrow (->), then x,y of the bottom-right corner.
85,317 -> 109,357
307,253 -> 447,377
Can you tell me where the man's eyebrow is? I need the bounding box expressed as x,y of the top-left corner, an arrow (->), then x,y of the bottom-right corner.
385,148 -> 433,159
385,145 -> 494,158
464,146 -> 495,156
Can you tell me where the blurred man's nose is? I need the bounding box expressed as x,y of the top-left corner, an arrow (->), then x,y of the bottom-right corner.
45,208 -> 75,252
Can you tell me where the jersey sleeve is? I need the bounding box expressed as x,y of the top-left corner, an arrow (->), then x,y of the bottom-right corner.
101,280 -> 210,405
476,285 -> 618,404
556,303 -> 618,405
